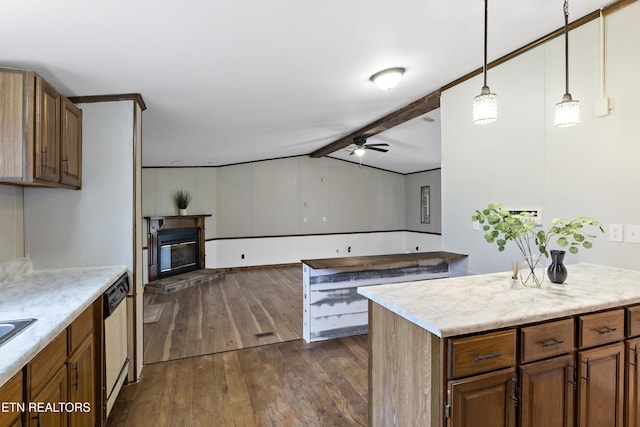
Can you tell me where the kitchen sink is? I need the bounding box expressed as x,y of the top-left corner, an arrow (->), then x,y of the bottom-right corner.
0,318 -> 36,347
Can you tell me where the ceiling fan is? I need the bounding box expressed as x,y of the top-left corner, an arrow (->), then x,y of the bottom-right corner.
349,136 -> 389,156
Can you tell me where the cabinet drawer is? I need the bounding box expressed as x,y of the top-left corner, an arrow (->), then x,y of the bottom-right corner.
578,309 -> 624,348
520,318 -> 575,363
448,329 -> 516,379
627,305 -> 640,338
69,303 -> 94,354
28,330 -> 67,398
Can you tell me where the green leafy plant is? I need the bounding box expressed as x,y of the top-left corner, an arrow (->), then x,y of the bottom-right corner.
174,189 -> 192,210
471,202 -> 603,259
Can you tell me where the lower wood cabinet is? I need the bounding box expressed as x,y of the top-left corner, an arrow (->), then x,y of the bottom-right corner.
444,311 -> 628,427
0,371 -> 23,427
9,300 -> 100,427
447,368 -> 516,427
67,335 -> 94,427
29,366 -> 67,427
369,301 -> 640,427
576,342 -> 624,427
626,337 -> 640,427
519,353 -> 575,427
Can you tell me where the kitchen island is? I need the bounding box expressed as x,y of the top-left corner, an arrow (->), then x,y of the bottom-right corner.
358,263 -> 640,427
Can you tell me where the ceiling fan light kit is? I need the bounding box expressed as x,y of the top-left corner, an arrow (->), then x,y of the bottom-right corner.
554,0 -> 580,127
369,67 -> 406,90
473,0 -> 498,125
349,136 -> 390,157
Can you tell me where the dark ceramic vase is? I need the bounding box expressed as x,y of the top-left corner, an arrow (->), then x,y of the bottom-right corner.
547,250 -> 568,284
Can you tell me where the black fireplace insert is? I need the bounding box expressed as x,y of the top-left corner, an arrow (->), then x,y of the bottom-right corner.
157,227 -> 199,279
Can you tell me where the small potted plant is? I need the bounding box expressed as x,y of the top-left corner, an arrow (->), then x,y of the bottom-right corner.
174,189 -> 192,215
472,203 -> 603,287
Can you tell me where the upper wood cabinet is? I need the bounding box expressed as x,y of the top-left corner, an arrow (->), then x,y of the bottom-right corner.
60,97 -> 82,188
0,67 -> 82,189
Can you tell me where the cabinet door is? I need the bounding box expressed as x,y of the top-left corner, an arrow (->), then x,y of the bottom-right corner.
577,342 -> 624,427
68,336 -> 95,427
60,97 -> 82,188
519,353 -> 575,427
0,371 -> 23,427
447,367 -> 516,427
626,338 -> 640,427
29,365 -> 67,427
34,76 -> 60,183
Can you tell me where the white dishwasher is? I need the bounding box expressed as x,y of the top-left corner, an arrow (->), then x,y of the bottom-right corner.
103,273 -> 130,418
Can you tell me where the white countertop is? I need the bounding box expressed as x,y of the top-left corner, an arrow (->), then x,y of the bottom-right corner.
0,263 -> 127,387
358,263 -> 640,338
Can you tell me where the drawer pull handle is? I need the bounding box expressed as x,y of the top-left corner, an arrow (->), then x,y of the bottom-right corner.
568,362 -> 577,389
631,345 -> 638,368
582,358 -> 591,385
597,326 -> 617,335
475,352 -> 502,362
541,339 -> 564,348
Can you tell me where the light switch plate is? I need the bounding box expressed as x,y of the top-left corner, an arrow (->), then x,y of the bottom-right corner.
625,225 -> 640,244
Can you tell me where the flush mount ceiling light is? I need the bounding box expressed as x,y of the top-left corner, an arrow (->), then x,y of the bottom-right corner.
473,0 -> 498,125
369,67 -> 406,90
554,0 -> 580,127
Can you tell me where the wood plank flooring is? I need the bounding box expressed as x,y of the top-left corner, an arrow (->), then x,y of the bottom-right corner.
107,335 -> 369,427
144,266 -> 303,364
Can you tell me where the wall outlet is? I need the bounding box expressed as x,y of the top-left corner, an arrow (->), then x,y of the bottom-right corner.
625,224 -> 640,244
473,221 -> 480,231
609,224 -> 623,242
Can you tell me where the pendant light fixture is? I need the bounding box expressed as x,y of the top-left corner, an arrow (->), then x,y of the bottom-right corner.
473,0 -> 497,125
554,0 -> 580,127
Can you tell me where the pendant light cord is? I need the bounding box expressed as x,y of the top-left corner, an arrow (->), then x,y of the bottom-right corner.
563,0 -> 570,96
483,0 -> 488,88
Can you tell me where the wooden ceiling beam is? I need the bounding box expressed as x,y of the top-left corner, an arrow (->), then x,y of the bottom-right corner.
309,90 -> 441,158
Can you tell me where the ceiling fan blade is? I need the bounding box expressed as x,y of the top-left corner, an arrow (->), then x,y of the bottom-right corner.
365,143 -> 389,147
367,147 -> 389,153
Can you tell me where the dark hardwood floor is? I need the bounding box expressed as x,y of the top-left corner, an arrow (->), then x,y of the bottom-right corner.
111,266 -> 368,425
107,335 -> 369,426
143,267 -> 303,364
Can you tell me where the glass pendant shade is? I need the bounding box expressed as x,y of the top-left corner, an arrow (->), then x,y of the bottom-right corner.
473,0 -> 497,125
555,0 -> 579,128
473,86 -> 498,124
354,147 -> 366,156
554,94 -> 580,127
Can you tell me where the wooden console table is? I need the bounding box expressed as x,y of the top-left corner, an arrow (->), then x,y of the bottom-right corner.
301,251 -> 467,342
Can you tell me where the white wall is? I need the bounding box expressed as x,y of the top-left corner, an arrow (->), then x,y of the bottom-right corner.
143,156 -> 408,238
0,185 -> 24,263
441,3 -> 640,274
24,102 -> 135,270
141,157 -> 445,271
210,231 -> 442,269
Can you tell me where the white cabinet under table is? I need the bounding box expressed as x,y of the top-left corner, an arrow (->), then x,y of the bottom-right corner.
301,251 -> 467,342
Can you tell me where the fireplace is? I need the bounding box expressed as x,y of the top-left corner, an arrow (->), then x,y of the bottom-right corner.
157,227 -> 199,279
145,215 -> 211,282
